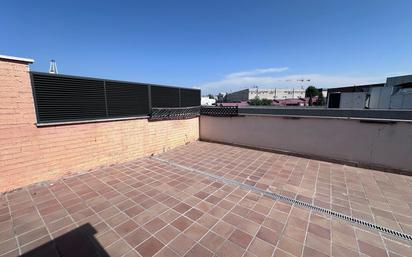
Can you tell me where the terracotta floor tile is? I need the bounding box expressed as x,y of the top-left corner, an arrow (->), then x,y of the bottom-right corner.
134,210 -> 156,225
305,232 -> 331,256
200,231 -> 226,252
229,229 -> 253,249
247,238 -> 275,257
197,213 -> 218,229
278,236 -> 303,257
144,217 -> 167,234
155,225 -> 180,244
0,238 -> 18,255
302,246 -> 329,257
0,228 -> 14,243
168,234 -> 196,256
123,250 -> 142,257
136,236 -> 165,257
184,223 -> 208,241
17,227 -> 49,246
159,209 -> 180,224
115,219 -> 139,237
171,216 -> 192,232
286,216 -> 307,231
332,243 -> 360,257
216,240 -> 245,257
124,228 -> 151,248
263,217 -> 285,233
106,213 -> 130,228
153,247 -> 180,257
236,218 -> 260,235
332,230 -> 358,250
274,248 -> 297,257
358,240 -> 389,257
124,205 -> 145,218
97,229 -> 121,247
185,208 -> 204,221
212,221 -> 235,239
106,239 -> 133,257
173,203 -> 191,214
184,244 -> 213,257
246,210 -> 265,224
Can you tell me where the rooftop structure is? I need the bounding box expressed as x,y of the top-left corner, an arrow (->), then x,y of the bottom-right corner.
1,56 -> 411,257
327,75 -> 412,109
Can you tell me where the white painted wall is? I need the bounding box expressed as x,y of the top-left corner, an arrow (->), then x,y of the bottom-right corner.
200,115 -> 412,172
340,92 -> 367,109
201,97 -> 216,106
249,88 -> 305,100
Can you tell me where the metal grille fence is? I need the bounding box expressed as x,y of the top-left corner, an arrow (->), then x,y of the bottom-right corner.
149,107 -> 200,121
200,106 -> 239,117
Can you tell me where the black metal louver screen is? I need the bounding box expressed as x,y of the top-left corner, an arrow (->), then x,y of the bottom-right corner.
180,89 -> 201,107
30,72 -> 201,124
31,74 -> 107,123
151,86 -> 180,108
105,81 -> 149,117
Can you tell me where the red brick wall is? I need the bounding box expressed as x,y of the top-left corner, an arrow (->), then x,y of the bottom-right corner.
0,58 -> 199,192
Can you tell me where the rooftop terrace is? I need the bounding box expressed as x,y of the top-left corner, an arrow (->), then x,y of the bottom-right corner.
2,56 -> 412,257
1,142 -> 411,257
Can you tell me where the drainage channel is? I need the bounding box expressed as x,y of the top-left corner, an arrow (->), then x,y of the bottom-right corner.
152,156 -> 412,242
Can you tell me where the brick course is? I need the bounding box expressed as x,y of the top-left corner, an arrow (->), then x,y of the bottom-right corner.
0,58 -> 199,192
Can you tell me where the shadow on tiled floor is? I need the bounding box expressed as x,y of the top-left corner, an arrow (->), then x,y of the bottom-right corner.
20,223 -> 108,257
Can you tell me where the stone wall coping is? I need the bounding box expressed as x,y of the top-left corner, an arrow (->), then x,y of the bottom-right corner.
0,54 -> 34,63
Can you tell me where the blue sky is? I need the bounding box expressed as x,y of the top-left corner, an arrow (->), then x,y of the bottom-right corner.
1,0 -> 412,94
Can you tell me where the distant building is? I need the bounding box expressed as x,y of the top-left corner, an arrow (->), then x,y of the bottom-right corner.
219,101 -> 250,107
327,75 -> 412,109
201,96 -> 216,106
273,97 -> 312,106
225,88 -> 305,102
327,83 -> 384,109
218,97 -> 320,107
216,93 -> 226,103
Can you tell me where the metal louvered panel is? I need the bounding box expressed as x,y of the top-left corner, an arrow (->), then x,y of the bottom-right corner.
151,86 -> 180,108
105,81 -> 149,117
30,72 -> 201,124
180,88 -> 201,107
31,73 -> 107,123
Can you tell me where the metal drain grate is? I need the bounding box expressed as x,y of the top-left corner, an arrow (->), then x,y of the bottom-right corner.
152,156 -> 412,242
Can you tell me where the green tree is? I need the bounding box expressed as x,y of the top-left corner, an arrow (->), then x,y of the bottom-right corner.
305,86 -> 319,106
248,98 -> 272,106
316,93 -> 325,106
260,98 -> 273,105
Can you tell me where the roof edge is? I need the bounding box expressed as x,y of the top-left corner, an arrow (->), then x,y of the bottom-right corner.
0,54 -> 34,64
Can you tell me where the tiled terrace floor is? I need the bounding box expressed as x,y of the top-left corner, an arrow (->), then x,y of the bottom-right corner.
0,142 -> 411,257
159,142 -> 412,237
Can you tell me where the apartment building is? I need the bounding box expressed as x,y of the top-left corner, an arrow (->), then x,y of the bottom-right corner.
225,88 -> 305,102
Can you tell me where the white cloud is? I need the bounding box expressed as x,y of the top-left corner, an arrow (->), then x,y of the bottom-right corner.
200,69 -> 390,94
226,67 -> 289,78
